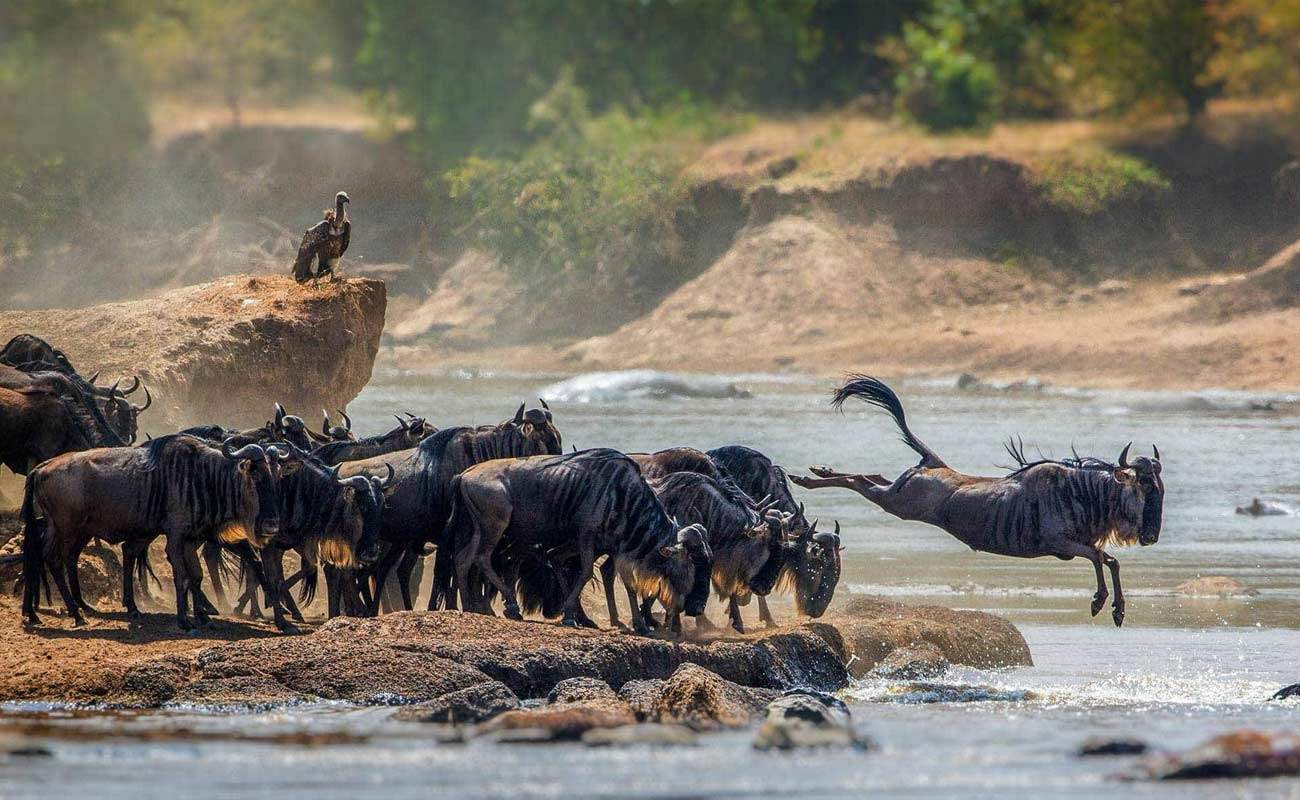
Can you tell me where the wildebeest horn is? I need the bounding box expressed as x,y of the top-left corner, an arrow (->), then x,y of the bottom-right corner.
88,370 -> 100,384
1117,442 -> 1132,469
222,441 -> 265,461
274,403 -> 286,428
1152,444 -> 1160,462
340,409 -> 352,431
131,386 -> 151,412
513,402 -> 525,423
378,463 -> 395,488
266,444 -> 292,462
571,444 -> 577,453
394,414 -> 408,431
120,375 -> 141,395
322,409 -> 332,435
109,378 -> 121,397
539,398 -> 549,410
329,463 -> 342,480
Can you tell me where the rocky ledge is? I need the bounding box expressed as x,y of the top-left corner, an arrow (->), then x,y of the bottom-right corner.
0,275 -> 385,430
91,598 -> 1031,719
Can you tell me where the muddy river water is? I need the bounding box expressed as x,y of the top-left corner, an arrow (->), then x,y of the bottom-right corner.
4,370 -> 1300,798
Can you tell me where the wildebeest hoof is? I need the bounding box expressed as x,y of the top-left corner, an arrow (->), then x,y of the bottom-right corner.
633,624 -> 651,636
126,609 -> 143,622
71,616 -> 86,627
504,608 -> 524,622
809,465 -> 838,478
1112,605 -> 1125,627
1090,594 -> 1107,616
22,615 -> 41,628
277,622 -> 302,635
560,617 -> 580,628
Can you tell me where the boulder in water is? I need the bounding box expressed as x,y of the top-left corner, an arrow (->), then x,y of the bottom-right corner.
1235,498 -> 1291,517
653,663 -> 776,730
868,642 -> 950,681
1133,730 -> 1300,780
582,723 -> 698,747
1078,736 -> 1150,756
476,704 -> 636,743
391,680 -> 521,724
752,689 -> 872,751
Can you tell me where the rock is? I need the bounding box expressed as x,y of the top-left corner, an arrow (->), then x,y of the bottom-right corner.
106,611 -> 846,709
476,704 -> 636,742
169,675 -> 312,709
752,689 -> 872,751
653,663 -> 776,730
955,372 -> 981,390
1078,737 -> 1150,756
828,597 -> 1032,677
1097,279 -> 1130,296
1270,684 -> 1300,701
1235,498 -> 1291,517
618,679 -> 667,722
1134,730 -> 1300,780
391,681 -> 520,724
873,682 -> 1034,704
868,642 -> 949,681
767,156 -> 799,180
0,275 -> 385,430
1173,576 -> 1259,597
582,723 -> 698,747
0,734 -> 52,758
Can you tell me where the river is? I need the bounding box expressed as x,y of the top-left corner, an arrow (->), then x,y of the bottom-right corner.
3,370 -> 1299,798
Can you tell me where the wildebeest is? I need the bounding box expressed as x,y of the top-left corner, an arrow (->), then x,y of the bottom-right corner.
603,471 -> 790,633
447,448 -> 713,632
707,445 -> 842,624
0,387 -> 102,476
313,414 -> 434,466
789,375 -> 1164,626
241,446 -> 391,632
0,334 -> 78,374
321,409 -> 355,442
336,402 -> 562,614
21,435 -> 284,630
0,365 -> 127,451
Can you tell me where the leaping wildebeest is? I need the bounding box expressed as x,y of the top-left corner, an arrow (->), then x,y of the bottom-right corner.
789,376 -> 1164,627
447,448 -> 713,632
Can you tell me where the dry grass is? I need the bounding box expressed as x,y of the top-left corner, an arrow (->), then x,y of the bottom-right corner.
148,94 -> 408,146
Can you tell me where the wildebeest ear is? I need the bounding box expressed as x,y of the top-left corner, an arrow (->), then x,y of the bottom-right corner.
1112,467 -> 1136,485
659,544 -> 682,558
513,402 -> 525,424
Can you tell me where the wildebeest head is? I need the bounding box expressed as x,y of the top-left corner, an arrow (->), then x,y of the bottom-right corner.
1115,443 -> 1164,546
505,399 -> 562,454
747,505 -> 794,596
222,440 -> 284,543
783,518 -> 842,618
322,408 -> 355,442
656,522 -> 713,616
393,412 -> 434,446
102,381 -> 151,443
338,462 -> 394,566
273,402 -> 315,449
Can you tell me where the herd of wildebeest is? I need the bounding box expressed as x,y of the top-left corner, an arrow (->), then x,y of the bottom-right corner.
1,332 -> 1165,637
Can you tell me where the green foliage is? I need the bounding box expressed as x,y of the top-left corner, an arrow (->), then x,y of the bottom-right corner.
0,1 -> 149,254
446,84 -> 745,291
893,23 -> 1000,130
1033,150 -> 1171,214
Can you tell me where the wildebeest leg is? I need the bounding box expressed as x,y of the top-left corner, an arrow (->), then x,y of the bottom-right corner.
727,596 -> 745,633
788,468 -> 889,499
121,538 -> 151,619
394,546 -> 419,611
64,551 -> 94,613
756,594 -> 777,628
47,553 -> 85,626
201,540 -> 229,612
638,597 -> 660,631
367,545 -> 403,616
166,534 -> 194,631
260,546 -> 299,634
600,558 -> 625,629
558,542 -> 596,628
183,544 -> 214,628
1053,540 -> 1107,619
1101,552 -> 1124,627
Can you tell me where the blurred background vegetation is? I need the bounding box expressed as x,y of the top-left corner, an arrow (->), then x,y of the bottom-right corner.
3,0 -> 1300,304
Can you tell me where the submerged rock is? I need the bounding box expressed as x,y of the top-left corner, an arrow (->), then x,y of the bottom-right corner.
1235,498 -> 1291,517
582,723 -> 697,747
829,597 -> 1032,677
868,642 -> 949,681
391,681 -> 521,724
1173,576 -> 1259,598
1078,737 -> 1150,757
654,663 -> 777,730
753,689 -> 872,751
1133,730 -> 1300,780
476,704 -> 636,743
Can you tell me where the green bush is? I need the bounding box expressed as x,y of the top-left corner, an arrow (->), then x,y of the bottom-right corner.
1033,149 -> 1171,214
894,23 -> 999,130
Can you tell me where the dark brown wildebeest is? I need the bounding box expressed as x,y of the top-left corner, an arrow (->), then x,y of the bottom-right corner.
789,375 -> 1164,626
313,414 -> 434,466
0,365 -> 127,451
601,471 -> 791,633
336,402 -> 562,614
21,435 -> 284,630
321,409 -> 356,442
707,445 -> 842,626
0,387 -> 100,476
447,448 -> 712,632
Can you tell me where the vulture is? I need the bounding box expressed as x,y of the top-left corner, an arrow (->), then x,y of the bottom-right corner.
292,191 -> 351,282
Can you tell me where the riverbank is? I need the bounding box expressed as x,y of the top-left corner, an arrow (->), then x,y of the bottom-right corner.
0,597 -> 1029,707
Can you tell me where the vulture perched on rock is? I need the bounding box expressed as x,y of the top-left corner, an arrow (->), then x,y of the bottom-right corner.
292,191 -> 351,282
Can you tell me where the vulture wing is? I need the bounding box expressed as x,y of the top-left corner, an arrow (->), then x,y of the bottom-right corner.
292,220 -> 332,282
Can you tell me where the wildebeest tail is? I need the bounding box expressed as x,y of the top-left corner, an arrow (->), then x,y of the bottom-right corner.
831,374 -> 946,468
429,474 -> 467,610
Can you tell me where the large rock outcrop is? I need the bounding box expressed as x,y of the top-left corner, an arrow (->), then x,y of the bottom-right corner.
0,275 -> 385,430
